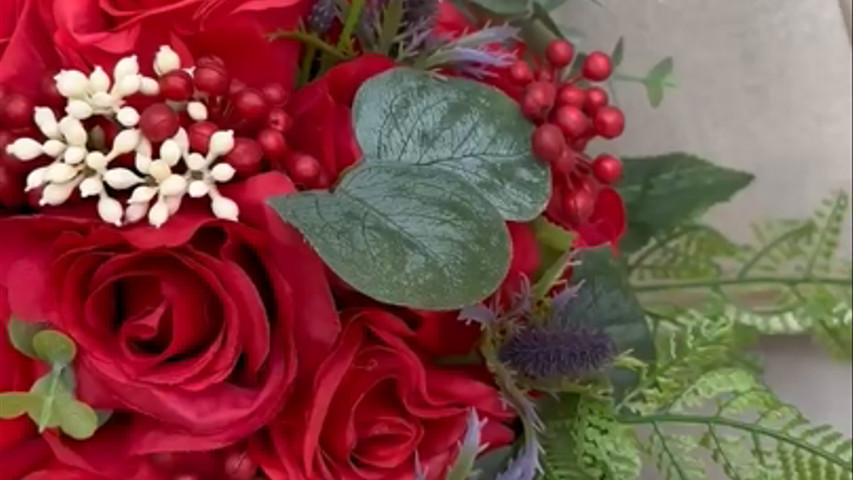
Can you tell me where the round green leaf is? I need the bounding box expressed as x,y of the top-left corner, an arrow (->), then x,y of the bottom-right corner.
0,392 -> 38,419
28,373 -> 72,429
32,330 -> 77,365
353,68 -> 549,222
7,317 -> 46,359
57,400 -> 99,440
270,164 -> 511,310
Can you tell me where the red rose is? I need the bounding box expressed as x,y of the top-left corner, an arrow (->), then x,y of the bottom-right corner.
286,55 -> 396,184
0,172 -> 340,474
252,309 -> 514,480
0,0 -> 309,93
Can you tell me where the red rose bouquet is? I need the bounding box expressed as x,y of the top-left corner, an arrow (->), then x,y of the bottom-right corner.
1,1 -> 851,479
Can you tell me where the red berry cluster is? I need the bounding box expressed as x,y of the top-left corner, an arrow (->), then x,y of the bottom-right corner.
508,41 -> 625,225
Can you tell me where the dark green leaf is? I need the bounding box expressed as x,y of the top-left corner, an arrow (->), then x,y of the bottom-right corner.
618,153 -> 754,253
57,400 -> 99,440
646,56 -> 674,84
7,317 -> 46,359
611,36 -> 625,67
353,68 -> 549,221
32,330 -> 77,365
461,0 -> 531,16
0,393 -> 38,419
537,0 -> 567,11
552,247 -> 655,398
473,446 -> 514,477
270,165 -> 510,310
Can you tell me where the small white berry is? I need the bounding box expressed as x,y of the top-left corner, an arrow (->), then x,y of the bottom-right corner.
98,195 -> 123,227
160,140 -> 182,166
208,130 -> 235,158
188,180 -> 209,198
165,194 -> 182,215
159,174 -> 187,196
140,77 -> 160,96
154,46 -> 182,76
90,91 -> 114,110
148,199 -> 170,228
63,146 -> 86,165
186,153 -> 208,171
42,140 -> 66,158
173,128 -> 189,154
129,185 -> 158,204
149,159 -> 171,182
58,116 -> 87,146
187,102 -> 208,121
104,168 -> 144,189
34,108 -> 60,139
86,152 -> 108,171
46,162 -> 79,183
40,180 -> 79,206
125,202 -> 149,223
113,55 -> 139,81
115,74 -> 141,97
80,176 -> 104,197
89,66 -> 111,93
211,163 -> 236,183
66,100 -> 94,120
55,70 -> 89,98
135,153 -> 152,174
25,167 -> 48,191
111,129 -> 141,156
7,138 -> 43,160
211,193 -> 239,221
117,107 -> 140,127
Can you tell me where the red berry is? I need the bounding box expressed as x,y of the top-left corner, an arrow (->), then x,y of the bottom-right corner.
593,106 -> 625,139
522,82 -> 556,121
257,128 -> 288,163
261,83 -> 289,106
194,66 -> 230,96
229,79 -> 247,97
531,124 -> 566,164
564,188 -> 596,224
267,108 -> 291,133
188,121 -> 218,154
285,152 -> 322,186
582,52 -> 613,82
552,151 -> 575,174
553,105 -> 590,139
225,138 -> 264,178
159,70 -> 194,102
224,451 -> 257,480
508,61 -> 533,85
592,154 -> 623,184
0,93 -> 34,129
583,87 -> 609,115
140,103 -> 180,143
196,55 -> 226,69
536,68 -> 554,82
546,40 -> 575,68
556,85 -> 585,107
233,89 -> 269,122
571,137 -> 590,152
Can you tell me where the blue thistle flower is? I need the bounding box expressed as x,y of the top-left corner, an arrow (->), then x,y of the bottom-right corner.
499,326 -> 616,380
308,0 -> 337,34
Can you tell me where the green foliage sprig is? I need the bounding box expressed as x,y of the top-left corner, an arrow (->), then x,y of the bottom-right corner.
0,319 -> 103,440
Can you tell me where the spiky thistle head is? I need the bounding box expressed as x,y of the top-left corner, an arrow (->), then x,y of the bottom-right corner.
499,326 -> 616,380
308,0 -> 337,34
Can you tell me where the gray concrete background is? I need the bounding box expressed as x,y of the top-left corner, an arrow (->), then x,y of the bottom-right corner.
553,0 -> 853,471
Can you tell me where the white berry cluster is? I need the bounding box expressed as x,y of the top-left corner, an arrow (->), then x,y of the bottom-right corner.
4,46 -> 239,227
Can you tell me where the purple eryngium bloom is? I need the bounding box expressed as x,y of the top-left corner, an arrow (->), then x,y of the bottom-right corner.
499,326 -> 616,380
308,0 -> 337,34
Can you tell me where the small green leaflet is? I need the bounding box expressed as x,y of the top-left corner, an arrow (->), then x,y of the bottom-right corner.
551,247 -> 655,399
7,317 -> 46,359
353,68 -> 550,221
645,57 -> 674,108
270,165 -> 510,310
32,330 -> 77,365
618,153 -> 754,253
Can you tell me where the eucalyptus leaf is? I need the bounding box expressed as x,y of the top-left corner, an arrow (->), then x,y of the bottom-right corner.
646,56 -> 674,84
552,247 -> 655,399
0,392 -> 38,419
7,317 -> 46,359
57,400 -> 99,440
611,36 -> 625,67
618,153 -> 754,252
353,68 -> 549,221
270,164 -> 510,310
32,330 -> 77,365
645,81 -> 665,108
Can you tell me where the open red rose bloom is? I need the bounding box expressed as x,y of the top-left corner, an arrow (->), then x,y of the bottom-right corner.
0,0 -> 627,478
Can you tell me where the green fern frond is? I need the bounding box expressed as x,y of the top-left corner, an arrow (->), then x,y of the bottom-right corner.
621,367 -> 853,480
630,192 -> 852,360
541,396 -> 641,480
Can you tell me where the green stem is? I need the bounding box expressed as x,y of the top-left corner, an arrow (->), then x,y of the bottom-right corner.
38,366 -> 62,432
269,30 -> 348,60
633,276 -> 851,294
618,414 -> 853,471
299,45 -> 318,86
337,0 -> 365,54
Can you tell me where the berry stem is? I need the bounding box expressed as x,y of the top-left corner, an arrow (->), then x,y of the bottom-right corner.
268,30 -> 348,60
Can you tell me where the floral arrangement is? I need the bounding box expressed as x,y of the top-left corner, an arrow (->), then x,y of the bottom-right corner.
0,0 -> 851,479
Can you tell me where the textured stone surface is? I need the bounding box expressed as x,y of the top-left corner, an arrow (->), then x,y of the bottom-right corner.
554,0 -> 853,461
